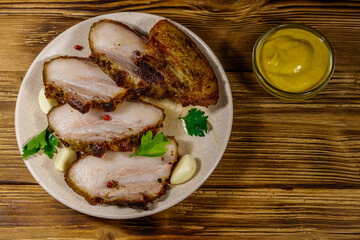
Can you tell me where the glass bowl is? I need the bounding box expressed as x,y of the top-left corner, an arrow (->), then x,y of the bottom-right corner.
252,23 -> 335,100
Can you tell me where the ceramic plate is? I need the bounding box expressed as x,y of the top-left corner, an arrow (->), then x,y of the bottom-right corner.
15,12 -> 233,219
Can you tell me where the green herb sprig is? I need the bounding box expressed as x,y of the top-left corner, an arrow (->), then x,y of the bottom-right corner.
130,131 -> 170,158
22,127 -> 59,159
179,108 -> 209,137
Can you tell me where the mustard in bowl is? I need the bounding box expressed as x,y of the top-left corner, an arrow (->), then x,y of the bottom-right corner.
252,24 -> 334,100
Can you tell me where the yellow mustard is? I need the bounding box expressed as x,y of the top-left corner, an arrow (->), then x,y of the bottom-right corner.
256,28 -> 331,93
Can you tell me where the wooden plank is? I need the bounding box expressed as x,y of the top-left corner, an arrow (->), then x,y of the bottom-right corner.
0,1 -> 358,72
230,72 -> 360,109
0,16 -> 83,72
0,71 -> 34,183
1,0 -> 360,238
1,185 -> 360,239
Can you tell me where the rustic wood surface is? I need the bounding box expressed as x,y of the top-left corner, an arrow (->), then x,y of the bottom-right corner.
1,0 -> 360,239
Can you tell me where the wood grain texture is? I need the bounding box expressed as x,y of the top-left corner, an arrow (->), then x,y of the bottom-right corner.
1,185 -> 360,239
1,0 -> 360,239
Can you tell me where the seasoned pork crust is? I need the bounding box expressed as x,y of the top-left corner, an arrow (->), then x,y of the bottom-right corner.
137,19 -> 219,107
65,137 -> 178,209
89,19 -> 148,90
48,100 -> 165,157
43,56 -> 130,113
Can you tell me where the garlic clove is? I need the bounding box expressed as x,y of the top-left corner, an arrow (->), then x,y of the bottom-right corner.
170,154 -> 196,184
54,147 -> 77,172
38,87 -> 58,114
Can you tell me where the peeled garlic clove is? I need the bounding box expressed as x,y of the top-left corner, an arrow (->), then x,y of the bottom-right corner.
38,87 -> 58,114
54,147 -> 77,172
170,154 -> 196,184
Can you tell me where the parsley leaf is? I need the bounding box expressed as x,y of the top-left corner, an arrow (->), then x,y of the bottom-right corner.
130,131 -> 170,157
180,108 -> 208,137
44,130 -> 60,158
22,127 -> 59,159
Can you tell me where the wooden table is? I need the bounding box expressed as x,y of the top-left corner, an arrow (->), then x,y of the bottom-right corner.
1,0 -> 360,239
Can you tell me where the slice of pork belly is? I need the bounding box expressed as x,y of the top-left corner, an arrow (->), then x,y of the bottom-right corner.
48,100 -> 165,157
137,19 -> 219,107
89,19 -> 148,90
44,57 -> 129,113
65,137 -> 178,209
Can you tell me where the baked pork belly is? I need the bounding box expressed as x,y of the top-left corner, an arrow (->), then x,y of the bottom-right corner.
137,19 -> 219,107
43,57 -> 129,113
48,100 -> 165,157
65,137 -> 178,209
89,19 -> 148,90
